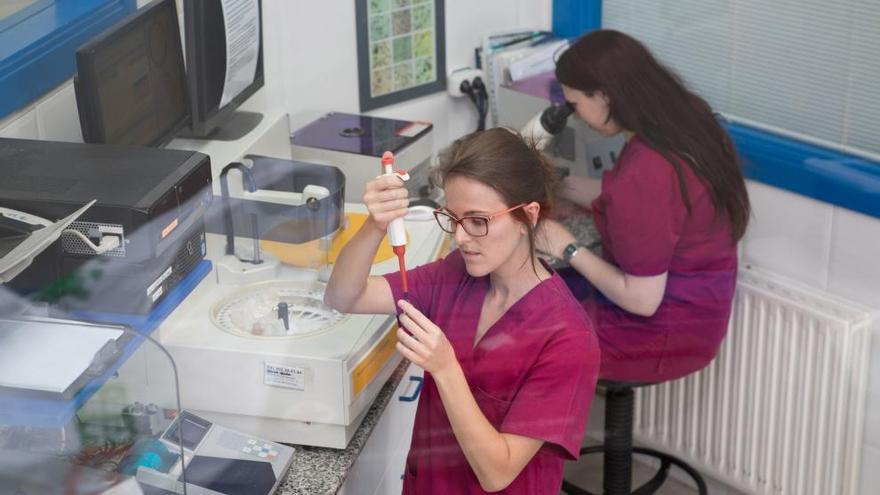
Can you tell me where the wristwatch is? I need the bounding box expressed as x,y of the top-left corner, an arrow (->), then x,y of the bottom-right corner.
562,243 -> 582,263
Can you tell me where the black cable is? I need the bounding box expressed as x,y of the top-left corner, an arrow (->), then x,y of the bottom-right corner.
473,77 -> 489,131
477,95 -> 487,131
459,80 -> 476,105
459,79 -> 484,131
459,76 -> 491,131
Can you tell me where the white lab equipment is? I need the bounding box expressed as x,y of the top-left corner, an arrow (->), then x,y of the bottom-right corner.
158,156 -> 446,448
520,101 -> 576,151
136,410 -> 295,495
498,72 -> 625,178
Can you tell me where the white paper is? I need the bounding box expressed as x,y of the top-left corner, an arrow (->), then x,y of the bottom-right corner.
0,320 -> 122,394
219,0 -> 260,108
264,362 -> 305,390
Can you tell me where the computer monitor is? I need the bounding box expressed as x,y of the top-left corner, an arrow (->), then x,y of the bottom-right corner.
183,0 -> 264,141
74,0 -> 189,147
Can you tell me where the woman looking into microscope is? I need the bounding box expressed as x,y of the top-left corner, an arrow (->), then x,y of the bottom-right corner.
537,30 -> 751,382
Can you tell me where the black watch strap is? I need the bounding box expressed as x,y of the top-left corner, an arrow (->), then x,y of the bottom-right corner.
562,243 -> 581,263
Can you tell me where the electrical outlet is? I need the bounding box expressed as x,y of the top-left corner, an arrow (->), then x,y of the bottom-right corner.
447,68 -> 485,98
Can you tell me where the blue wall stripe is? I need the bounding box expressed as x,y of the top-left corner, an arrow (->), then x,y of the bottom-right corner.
726,122 -> 880,220
0,0 -> 136,119
552,0 -> 602,39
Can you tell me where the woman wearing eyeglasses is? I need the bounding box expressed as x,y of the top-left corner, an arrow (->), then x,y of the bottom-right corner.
536,30 -> 751,382
324,128 -> 599,494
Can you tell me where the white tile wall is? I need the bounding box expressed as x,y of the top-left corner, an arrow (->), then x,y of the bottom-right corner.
0,82 -> 82,142
828,207 -> 880,309
0,108 -> 39,139
35,82 -> 83,142
741,181 -> 835,289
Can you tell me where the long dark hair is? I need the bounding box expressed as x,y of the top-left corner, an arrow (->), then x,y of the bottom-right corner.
432,128 -> 559,271
556,29 -> 750,241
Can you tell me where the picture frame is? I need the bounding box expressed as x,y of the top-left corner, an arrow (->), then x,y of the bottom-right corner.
355,0 -> 446,112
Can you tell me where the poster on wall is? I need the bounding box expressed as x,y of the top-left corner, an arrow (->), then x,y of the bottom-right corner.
356,0 -> 446,111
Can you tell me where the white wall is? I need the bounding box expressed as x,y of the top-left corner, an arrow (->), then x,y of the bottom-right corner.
277,0 -> 552,151
0,79 -> 82,142
0,0 -> 552,147
741,180 -> 880,495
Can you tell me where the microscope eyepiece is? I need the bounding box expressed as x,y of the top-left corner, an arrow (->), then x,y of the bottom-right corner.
540,102 -> 575,136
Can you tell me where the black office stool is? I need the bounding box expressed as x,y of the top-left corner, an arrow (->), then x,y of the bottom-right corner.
562,380 -> 709,495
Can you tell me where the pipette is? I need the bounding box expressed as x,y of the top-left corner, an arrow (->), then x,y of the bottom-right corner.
381,151 -> 408,299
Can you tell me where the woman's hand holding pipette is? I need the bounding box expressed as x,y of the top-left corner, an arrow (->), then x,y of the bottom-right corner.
324,173 -> 406,314
363,174 -> 409,231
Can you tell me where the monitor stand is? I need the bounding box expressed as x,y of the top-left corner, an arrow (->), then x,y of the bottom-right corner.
181,111 -> 264,142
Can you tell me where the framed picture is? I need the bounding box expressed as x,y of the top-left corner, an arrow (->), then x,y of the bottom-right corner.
356,0 -> 446,112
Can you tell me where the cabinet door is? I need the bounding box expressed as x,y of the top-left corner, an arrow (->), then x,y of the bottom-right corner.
340,363 -> 423,495
374,434 -> 411,495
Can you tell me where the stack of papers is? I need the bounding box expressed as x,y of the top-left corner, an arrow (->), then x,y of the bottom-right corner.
0,318 -> 123,398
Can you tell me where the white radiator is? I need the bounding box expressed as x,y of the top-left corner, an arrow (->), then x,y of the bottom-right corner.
633,267 -> 874,495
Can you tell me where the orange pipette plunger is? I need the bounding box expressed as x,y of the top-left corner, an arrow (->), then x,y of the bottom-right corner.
381,151 -> 408,299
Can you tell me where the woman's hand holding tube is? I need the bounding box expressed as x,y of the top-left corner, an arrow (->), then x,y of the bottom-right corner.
363,174 -> 409,231
395,300 -> 458,378
394,299 -> 544,492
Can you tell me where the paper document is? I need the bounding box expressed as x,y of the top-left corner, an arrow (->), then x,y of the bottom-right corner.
0,319 -> 123,395
508,39 -> 569,82
219,0 -> 260,108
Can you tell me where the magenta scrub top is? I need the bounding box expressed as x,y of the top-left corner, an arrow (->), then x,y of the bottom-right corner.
577,136 -> 737,382
384,250 -> 600,494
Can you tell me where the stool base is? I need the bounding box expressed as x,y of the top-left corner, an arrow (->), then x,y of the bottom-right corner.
561,445 -> 709,495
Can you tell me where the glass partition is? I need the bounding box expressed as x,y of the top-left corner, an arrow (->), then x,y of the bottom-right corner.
0,287 -> 188,494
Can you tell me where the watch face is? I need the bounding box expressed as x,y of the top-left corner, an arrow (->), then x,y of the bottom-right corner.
563,243 -> 579,260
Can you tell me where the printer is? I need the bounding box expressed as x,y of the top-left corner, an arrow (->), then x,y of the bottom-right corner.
0,138 -> 212,314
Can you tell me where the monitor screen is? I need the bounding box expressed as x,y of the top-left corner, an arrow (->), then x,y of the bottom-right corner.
184,0 -> 264,140
74,0 -> 189,147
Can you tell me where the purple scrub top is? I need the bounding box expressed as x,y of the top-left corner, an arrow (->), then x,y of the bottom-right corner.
584,136 -> 738,382
384,250 -> 600,494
